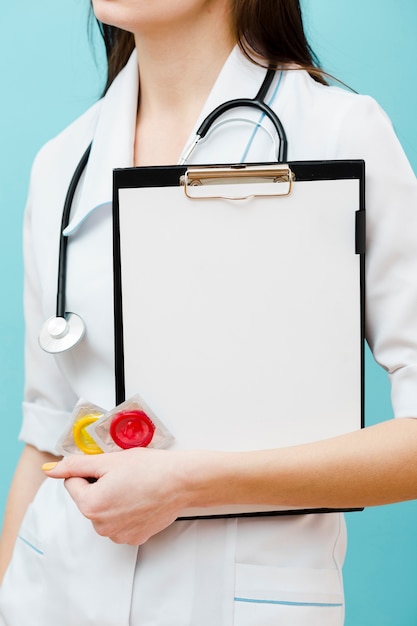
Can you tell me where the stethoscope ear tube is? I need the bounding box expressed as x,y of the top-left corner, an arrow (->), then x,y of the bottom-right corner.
181,68 -> 287,165
197,97 -> 287,162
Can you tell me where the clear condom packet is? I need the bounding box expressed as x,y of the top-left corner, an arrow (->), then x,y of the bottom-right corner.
55,399 -> 106,456
86,393 -> 174,452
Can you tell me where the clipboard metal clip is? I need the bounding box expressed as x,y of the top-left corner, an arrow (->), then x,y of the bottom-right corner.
180,164 -> 295,200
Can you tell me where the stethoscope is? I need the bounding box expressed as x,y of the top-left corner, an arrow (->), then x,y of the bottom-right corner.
38,68 -> 288,354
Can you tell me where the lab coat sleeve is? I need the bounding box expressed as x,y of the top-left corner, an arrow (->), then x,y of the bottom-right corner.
336,95 -> 417,418
19,158 -> 78,454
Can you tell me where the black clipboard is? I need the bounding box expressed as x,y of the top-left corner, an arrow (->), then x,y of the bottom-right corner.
112,160 -> 365,518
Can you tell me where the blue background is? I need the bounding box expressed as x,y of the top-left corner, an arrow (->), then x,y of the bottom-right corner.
0,1 -> 416,623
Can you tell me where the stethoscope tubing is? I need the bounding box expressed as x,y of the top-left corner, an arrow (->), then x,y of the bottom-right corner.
39,68 -> 287,353
56,143 -> 92,318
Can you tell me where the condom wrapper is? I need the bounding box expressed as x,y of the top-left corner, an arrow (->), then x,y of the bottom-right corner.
86,393 -> 174,452
55,400 -> 106,456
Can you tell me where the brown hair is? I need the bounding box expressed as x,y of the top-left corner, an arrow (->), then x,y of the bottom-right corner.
93,0 -> 325,94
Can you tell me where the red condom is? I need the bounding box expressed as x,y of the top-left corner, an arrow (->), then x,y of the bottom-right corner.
110,410 -> 155,449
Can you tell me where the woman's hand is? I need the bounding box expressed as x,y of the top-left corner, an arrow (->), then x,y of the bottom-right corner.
43,448 -> 198,545
43,417 -> 417,545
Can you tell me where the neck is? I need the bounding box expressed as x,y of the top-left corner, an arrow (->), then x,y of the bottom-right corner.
132,6 -> 236,165
134,11 -> 235,120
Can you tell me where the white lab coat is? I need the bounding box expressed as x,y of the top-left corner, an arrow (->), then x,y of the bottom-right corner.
1,47 -> 417,626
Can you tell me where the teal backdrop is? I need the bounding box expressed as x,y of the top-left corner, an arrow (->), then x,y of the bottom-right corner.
0,1 -> 416,624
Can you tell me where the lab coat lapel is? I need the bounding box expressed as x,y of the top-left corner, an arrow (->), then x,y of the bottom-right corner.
64,50 -> 139,234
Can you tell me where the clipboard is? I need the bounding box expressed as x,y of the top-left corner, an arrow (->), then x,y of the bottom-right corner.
112,160 -> 365,518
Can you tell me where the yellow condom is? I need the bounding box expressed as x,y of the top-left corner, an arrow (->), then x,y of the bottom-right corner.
72,414 -> 103,455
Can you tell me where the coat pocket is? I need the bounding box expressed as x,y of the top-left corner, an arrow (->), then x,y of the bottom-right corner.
0,500 -> 46,625
0,478 -> 139,626
234,563 -> 344,626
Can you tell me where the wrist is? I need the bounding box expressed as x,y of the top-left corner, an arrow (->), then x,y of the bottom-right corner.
176,449 -> 248,510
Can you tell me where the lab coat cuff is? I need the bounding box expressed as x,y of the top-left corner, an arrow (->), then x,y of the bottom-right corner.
390,365 -> 417,419
19,402 -> 72,455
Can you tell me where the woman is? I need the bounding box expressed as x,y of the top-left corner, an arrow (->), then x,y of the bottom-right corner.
1,1 -> 417,624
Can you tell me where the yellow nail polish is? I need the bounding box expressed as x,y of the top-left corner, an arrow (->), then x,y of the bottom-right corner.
42,462 -> 58,471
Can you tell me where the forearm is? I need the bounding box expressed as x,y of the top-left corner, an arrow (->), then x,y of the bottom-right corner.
0,444 -> 60,582
42,417 -> 417,546
185,418 -> 417,511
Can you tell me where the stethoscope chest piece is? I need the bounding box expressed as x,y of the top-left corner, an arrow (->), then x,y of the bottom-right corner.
39,313 -> 85,353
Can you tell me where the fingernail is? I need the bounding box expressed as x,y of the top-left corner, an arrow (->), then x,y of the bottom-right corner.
42,462 -> 58,471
